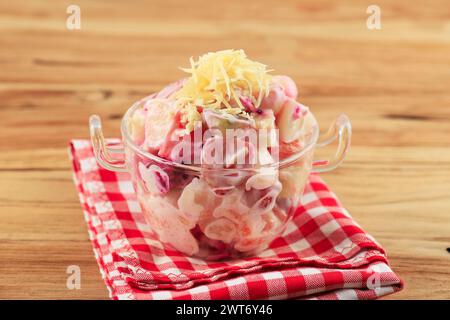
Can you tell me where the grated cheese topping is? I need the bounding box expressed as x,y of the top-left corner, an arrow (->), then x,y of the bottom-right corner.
175,49 -> 272,132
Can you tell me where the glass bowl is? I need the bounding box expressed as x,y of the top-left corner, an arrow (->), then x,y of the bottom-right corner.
89,96 -> 351,260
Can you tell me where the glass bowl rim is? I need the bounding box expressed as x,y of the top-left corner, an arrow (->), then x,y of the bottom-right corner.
121,95 -> 319,173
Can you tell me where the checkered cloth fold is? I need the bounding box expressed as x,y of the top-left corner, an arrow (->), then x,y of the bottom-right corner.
69,139 -> 402,300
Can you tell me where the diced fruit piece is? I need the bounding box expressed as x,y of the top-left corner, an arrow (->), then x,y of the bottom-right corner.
253,109 -> 278,148
276,99 -> 309,143
138,194 -> 199,255
138,162 -> 170,195
128,108 -> 146,145
144,99 -> 180,151
202,109 -> 255,132
240,214 -> 266,237
177,178 -> 218,226
212,189 -> 249,222
272,75 -> 298,99
249,181 -> 281,215
279,140 -> 303,159
234,206 -> 289,253
279,149 -> 313,197
254,109 -> 275,130
260,84 -> 287,115
204,218 -> 237,243
177,181 -> 203,226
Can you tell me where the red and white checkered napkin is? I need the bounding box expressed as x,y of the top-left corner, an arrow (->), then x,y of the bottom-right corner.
69,139 -> 403,300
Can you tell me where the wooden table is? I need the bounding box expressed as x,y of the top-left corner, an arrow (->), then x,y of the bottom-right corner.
0,0 -> 449,299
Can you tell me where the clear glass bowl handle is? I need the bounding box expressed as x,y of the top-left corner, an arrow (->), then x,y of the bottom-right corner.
89,113 -> 351,173
312,114 -> 352,173
89,115 -> 127,172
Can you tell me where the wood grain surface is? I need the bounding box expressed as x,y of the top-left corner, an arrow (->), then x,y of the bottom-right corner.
0,0 -> 449,299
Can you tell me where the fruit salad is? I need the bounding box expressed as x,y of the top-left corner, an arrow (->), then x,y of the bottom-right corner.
126,50 -> 318,259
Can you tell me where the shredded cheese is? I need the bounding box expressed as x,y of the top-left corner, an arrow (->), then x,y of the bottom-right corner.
175,49 -> 272,132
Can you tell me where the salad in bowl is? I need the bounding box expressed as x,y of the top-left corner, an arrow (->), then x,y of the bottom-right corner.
89,50 -> 351,259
